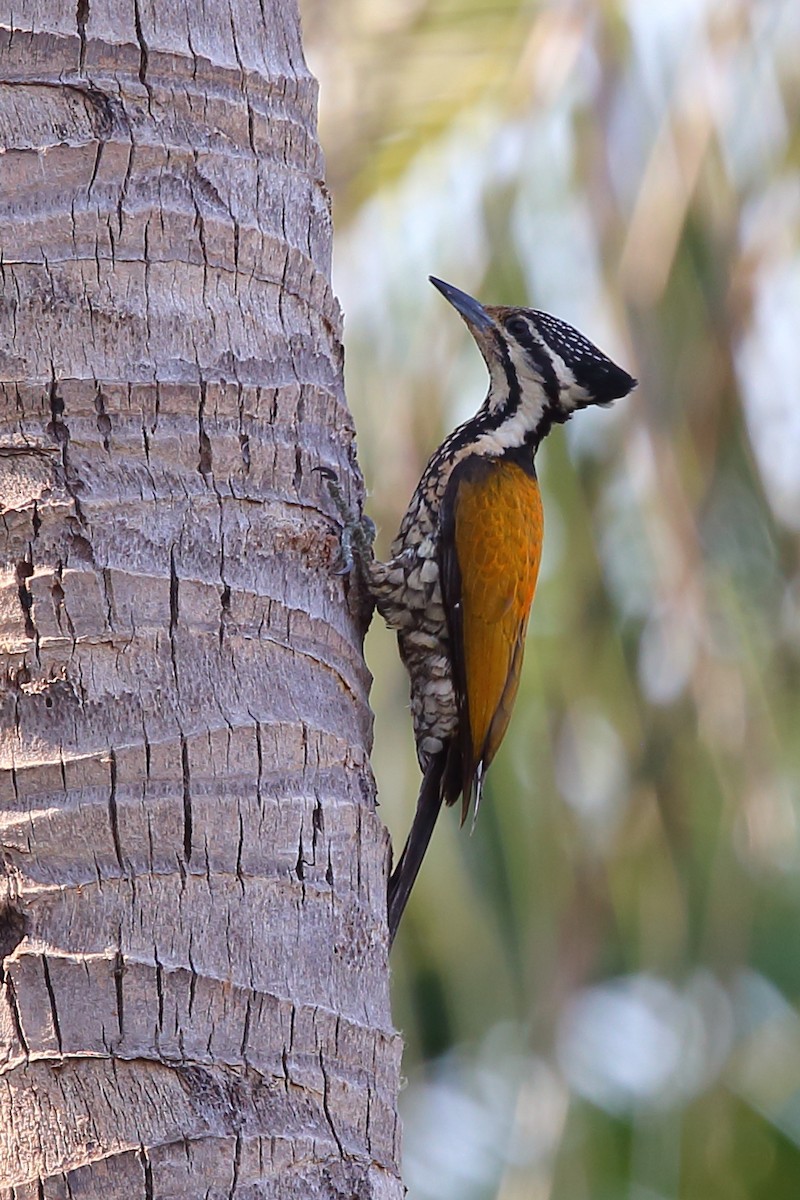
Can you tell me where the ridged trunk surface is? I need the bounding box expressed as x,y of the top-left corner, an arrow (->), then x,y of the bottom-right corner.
0,2 -> 401,1196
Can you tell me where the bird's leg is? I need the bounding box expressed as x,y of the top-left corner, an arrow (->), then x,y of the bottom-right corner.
315,466 -> 377,576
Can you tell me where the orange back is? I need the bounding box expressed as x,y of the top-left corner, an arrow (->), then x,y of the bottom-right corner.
452,459 -> 544,804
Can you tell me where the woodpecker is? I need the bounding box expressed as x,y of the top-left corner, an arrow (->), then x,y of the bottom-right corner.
323,277 -> 635,943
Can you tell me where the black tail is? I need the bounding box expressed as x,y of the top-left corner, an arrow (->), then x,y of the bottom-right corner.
387,752 -> 449,945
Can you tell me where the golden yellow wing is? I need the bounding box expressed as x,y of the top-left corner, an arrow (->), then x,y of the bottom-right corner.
441,454 -> 544,821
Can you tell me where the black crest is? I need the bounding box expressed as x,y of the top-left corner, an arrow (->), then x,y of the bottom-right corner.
531,311 -> 636,405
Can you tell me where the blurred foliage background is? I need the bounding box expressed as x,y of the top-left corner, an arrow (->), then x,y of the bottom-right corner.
302,0 -> 800,1196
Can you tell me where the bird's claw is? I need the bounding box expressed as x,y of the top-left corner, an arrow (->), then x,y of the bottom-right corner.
335,526 -> 356,576
315,465 -> 375,574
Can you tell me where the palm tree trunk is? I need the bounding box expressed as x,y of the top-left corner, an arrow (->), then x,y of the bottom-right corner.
0,3 -> 401,1195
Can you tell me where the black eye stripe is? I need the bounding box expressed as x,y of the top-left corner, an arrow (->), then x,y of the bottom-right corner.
501,317 -> 560,406
505,317 -> 541,357
492,329 -> 521,413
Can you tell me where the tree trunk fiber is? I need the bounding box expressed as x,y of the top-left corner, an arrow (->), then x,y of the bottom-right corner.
0,3 -> 402,1196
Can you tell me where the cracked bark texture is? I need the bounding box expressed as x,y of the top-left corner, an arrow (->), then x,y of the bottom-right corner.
0,3 -> 402,1196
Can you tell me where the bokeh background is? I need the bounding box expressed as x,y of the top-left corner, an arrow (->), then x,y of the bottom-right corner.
302,1 -> 800,1196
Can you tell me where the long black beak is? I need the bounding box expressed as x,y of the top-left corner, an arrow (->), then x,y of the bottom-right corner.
429,276 -> 493,331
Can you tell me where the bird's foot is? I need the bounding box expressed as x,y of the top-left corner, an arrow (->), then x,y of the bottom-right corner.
315,466 -> 376,575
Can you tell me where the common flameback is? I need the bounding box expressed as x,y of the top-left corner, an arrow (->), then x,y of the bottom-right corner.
323,277 -> 636,944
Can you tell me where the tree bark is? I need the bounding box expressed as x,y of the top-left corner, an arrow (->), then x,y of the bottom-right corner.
0,3 -> 401,1196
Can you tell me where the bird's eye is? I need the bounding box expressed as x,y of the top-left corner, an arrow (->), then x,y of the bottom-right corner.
505,316 -> 530,341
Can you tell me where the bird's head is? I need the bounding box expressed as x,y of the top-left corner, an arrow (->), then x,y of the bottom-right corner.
430,276 -> 636,449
